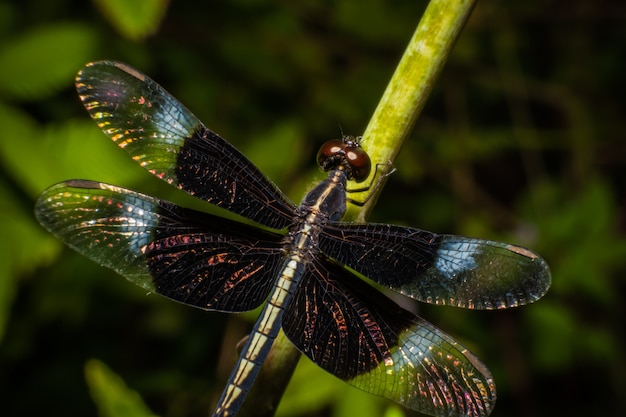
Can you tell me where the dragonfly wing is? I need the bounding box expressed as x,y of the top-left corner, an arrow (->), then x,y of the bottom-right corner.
35,180 -> 286,312
76,60 -> 296,229
319,222 -> 550,309
282,255 -> 495,417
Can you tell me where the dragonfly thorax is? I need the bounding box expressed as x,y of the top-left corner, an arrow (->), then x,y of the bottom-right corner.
298,169 -> 349,224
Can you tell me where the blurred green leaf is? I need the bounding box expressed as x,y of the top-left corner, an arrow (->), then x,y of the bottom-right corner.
36,120 -> 150,187
526,303 -> 576,371
275,359 -> 339,416
0,183 -> 60,341
93,0 -> 170,41
0,102 -> 38,191
529,179 -> 626,302
244,120 -> 307,185
0,23 -> 97,99
382,406 -> 408,417
276,357 -> 391,417
85,359 -> 159,417
0,102 -> 148,196
521,177 -> 626,378
333,386 -> 387,417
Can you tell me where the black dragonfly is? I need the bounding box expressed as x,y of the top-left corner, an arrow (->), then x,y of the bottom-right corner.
35,61 -> 551,417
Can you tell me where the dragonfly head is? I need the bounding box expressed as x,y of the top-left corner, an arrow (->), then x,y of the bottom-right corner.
316,136 -> 371,183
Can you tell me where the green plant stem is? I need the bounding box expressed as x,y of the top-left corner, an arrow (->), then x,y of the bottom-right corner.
349,0 -> 478,221
238,0 -> 477,415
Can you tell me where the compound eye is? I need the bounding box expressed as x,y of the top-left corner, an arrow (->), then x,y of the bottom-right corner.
344,145 -> 371,182
316,137 -> 372,182
316,139 -> 345,169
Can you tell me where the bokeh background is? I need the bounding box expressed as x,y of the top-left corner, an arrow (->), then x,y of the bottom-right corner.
1,0 -> 624,416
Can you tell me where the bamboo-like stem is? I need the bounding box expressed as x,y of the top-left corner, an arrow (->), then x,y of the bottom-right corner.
348,0 -> 477,221
237,0 -> 478,415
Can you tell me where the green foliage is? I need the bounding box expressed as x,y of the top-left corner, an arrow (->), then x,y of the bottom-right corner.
522,179 -> 626,374
1,1 -> 625,417
276,358 -> 391,417
0,23 -> 97,99
0,180 -> 59,339
93,0 -> 169,41
85,359 -> 159,417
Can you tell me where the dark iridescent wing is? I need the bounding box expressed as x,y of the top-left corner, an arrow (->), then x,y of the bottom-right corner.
282,255 -> 495,417
34,180 -> 286,312
75,61 -> 296,230
318,223 -> 551,310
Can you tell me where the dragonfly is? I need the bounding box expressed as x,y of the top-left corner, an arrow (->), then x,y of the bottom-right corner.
35,61 -> 551,417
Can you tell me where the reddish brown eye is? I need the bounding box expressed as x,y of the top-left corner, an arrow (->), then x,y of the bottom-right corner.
316,137 -> 372,182
344,146 -> 371,182
316,139 -> 345,167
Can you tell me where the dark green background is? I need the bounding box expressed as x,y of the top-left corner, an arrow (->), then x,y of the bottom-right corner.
1,0 -> 624,416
